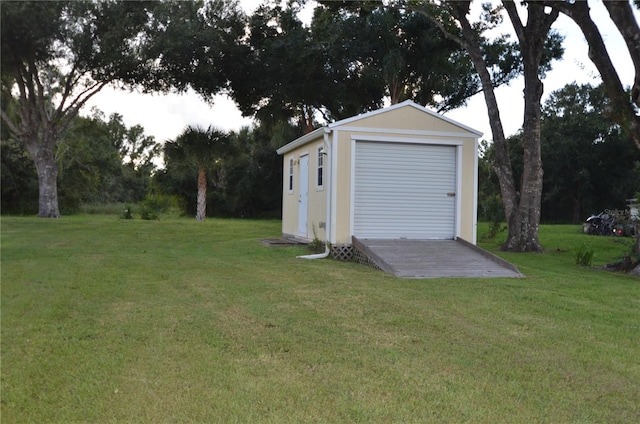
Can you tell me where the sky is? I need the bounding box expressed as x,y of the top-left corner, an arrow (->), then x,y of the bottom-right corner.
83,0 -> 637,144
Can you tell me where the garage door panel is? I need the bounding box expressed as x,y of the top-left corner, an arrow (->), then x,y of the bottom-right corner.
354,141 -> 456,239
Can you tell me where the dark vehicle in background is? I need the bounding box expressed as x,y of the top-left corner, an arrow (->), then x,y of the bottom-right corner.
584,212 -> 617,236
584,201 -> 638,237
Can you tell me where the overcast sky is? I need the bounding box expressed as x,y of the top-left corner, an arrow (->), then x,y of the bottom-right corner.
84,0 -> 637,144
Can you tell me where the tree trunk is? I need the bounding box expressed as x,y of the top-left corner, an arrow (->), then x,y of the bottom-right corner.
299,105 -> 316,135
446,2 -> 524,251
418,1 -> 555,251
24,132 -> 60,218
501,2 -> 558,252
196,165 -> 207,222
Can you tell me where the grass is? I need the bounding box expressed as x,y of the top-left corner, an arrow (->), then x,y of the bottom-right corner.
1,216 -> 639,423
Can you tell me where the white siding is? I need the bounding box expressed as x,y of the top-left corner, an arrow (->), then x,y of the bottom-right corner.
353,141 -> 456,239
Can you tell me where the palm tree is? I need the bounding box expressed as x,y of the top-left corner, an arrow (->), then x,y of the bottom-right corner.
165,125 -> 231,221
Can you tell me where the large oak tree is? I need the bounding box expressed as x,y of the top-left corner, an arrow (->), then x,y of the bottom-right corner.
231,1 -> 480,135
1,0 -> 244,217
415,0 -> 563,252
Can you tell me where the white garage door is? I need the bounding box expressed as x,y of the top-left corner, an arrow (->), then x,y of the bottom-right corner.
353,141 -> 457,239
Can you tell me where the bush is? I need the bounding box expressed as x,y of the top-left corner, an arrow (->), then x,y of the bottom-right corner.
139,194 -> 183,220
482,195 -> 506,240
121,204 -> 134,220
575,244 -> 594,267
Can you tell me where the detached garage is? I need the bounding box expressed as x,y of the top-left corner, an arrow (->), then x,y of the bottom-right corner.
276,100 -> 482,255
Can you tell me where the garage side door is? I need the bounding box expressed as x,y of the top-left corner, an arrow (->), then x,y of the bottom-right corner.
354,141 -> 456,239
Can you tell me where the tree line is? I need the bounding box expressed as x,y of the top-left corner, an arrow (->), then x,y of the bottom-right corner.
478,83 -> 640,226
1,111 -> 284,218
2,0 -> 639,253
4,80 -> 637,226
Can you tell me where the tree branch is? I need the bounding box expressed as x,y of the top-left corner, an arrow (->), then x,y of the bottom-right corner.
14,61 -> 34,131
58,79 -> 111,134
502,1 -> 525,43
27,57 -> 51,136
603,0 -> 640,108
413,1 -> 517,225
547,0 -> 640,149
55,60 -> 80,119
0,108 -> 21,136
411,6 -> 470,52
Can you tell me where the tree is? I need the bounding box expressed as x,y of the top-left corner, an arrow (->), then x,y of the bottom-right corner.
222,125 -> 287,218
542,0 -> 640,261
156,122 -> 291,219
414,1 -> 562,252
312,1 -> 479,111
0,138 -> 38,215
480,83 -> 640,225
1,0 -> 244,217
232,1 -> 480,133
0,1 -> 156,217
1,108 -> 159,214
164,126 -> 232,221
56,113 -> 124,212
540,83 -> 640,223
544,0 -> 640,150
231,3 -> 328,134
501,1 -> 560,251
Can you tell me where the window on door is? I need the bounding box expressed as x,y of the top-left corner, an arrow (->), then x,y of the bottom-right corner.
288,157 -> 294,192
317,146 -> 324,189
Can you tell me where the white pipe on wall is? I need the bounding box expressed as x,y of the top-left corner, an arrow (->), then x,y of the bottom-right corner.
297,128 -> 332,260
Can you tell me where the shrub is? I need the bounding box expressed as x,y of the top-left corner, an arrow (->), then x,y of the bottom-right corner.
308,224 -> 325,253
575,244 -> 594,267
121,204 -> 134,220
139,194 -> 183,220
482,195 -> 506,240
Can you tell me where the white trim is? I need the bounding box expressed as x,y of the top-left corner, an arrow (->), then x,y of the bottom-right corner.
287,156 -> 295,194
455,145 -> 463,240
350,138 -> 460,240
297,153 -> 310,238
336,126 -> 478,139
276,101 -> 482,155
351,134 -> 464,146
472,138 -> 479,245
349,138 -> 356,240
276,127 -> 324,155
330,130 -> 338,244
315,144 -> 325,190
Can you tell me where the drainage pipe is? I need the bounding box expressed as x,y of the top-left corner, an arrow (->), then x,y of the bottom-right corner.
297,128 -> 332,259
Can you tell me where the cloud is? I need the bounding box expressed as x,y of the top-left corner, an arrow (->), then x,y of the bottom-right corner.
84,89 -> 253,142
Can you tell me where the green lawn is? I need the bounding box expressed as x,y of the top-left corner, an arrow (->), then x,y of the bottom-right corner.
1,216 -> 638,423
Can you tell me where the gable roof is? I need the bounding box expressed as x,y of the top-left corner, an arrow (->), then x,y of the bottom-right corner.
277,100 -> 482,155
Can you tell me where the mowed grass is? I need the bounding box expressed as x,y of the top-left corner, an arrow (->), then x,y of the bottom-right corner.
1,216 -> 638,423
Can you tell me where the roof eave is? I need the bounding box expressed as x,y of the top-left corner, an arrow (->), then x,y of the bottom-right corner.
276,127 -> 327,155
329,100 -> 483,137
276,101 -> 483,156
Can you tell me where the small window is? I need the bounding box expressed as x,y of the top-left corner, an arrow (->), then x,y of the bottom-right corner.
288,157 -> 294,192
317,146 -> 324,188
